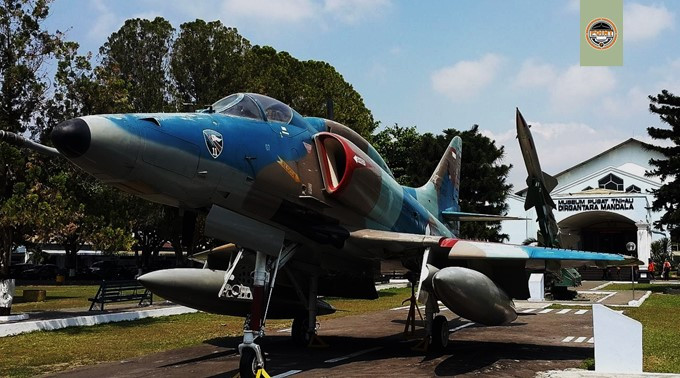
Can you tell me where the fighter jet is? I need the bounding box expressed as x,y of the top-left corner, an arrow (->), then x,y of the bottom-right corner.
1,93 -> 639,377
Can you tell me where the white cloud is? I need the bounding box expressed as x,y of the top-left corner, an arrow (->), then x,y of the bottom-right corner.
650,58 -> 680,94
483,121 -> 625,190
513,59 -> 557,88
367,62 -> 388,81
221,0 -> 317,23
431,54 -> 504,102
130,11 -> 163,21
89,0 -> 120,41
625,3 -> 675,42
550,65 -> 617,112
601,86 -> 649,118
217,0 -> 391,25
323,0 -> 391,24
565,0 -> 579,13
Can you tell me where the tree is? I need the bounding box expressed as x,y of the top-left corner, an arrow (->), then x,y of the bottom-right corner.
294,60 -> 377,137
35,39 -> 135,276
39,40 -> 132,136
128,202 -> 169,272
371,125 -> 424,185
650,237 -> 670,267
647,90 -> 680,241
171,20 -> 250,107
241,46 -> 377,137
99,17 -> 174,112
373,124 -> 512,242
0,0 -> 62,315
442,126 -> 512,242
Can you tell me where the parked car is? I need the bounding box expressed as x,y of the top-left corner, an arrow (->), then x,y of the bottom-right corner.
9,263 -> 35,279
21,264 -> 59,280
88,261 -> 135,280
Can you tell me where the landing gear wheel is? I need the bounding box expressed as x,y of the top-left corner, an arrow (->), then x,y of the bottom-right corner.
292,314 -> 311,346
239,347 -> 264,378
431,315 -> 449,351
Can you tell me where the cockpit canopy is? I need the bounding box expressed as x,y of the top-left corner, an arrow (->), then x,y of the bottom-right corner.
211,93 -> 293,124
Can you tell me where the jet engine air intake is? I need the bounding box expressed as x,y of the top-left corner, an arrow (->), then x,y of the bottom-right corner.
321,136 -> 346,191
314,133 -> 383,214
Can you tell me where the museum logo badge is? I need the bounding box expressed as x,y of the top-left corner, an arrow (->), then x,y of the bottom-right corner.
585,17 -> 618,50
580,0 -> 622,66
203,129 -> 223,159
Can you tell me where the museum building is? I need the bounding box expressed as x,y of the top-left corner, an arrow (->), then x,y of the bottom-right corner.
502,138 -> 668,271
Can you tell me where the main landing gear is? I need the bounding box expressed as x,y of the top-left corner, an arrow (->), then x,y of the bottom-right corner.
286,269 -> 326,348
412,292 -> 449,352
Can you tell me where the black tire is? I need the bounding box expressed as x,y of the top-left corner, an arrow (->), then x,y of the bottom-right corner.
292,314 -> 312,346
239,347 -> 263,378
431,315 -> 449,351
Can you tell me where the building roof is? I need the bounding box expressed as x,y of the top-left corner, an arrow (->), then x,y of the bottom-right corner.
515,138 -> 654,196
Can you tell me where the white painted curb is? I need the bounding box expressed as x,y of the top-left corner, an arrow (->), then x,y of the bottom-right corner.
0,313 -> 29,322
0,306 -> 198,337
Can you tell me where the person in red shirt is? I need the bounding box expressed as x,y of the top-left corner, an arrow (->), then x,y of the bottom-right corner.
663,260 -> 672,280
648,259 -> 656,279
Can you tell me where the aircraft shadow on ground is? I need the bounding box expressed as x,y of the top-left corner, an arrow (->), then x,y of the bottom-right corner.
434,340 -> 592,376
13,295 -> 80,304
390,318 -> 528,328
159,349 -> 238,368
160,325 -> 589,377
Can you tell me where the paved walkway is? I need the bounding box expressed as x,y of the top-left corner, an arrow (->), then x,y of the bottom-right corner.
0,301 -> 196,337
51,302 -> 601,377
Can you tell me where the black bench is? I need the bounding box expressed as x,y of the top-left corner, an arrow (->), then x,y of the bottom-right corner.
88,280 -> 153,311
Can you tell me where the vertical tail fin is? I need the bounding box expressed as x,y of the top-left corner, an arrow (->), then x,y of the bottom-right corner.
414,136 -> 462,227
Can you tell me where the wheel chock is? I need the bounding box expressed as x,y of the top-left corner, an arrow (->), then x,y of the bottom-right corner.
308,333 -> 329,348
256,368 -> 271,378
411,336 -> 429,352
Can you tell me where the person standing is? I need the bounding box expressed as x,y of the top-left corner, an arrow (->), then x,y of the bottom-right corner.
648,259 -> 656,280
662,259 -> 671,280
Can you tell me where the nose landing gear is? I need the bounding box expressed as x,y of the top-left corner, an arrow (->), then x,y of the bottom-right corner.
233,244 -> 299,378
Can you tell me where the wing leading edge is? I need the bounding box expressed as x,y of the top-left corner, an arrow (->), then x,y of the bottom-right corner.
444,238 -> 641,267
346,228 -> 641,267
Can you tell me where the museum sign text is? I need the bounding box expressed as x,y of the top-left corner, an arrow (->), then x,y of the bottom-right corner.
557,197 -> 634,212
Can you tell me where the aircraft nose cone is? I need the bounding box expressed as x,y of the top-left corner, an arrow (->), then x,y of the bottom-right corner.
51,118 -> 91,158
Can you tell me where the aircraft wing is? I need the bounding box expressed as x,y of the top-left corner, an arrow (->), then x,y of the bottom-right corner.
443,238 -> 641,267
441,210 -> 528,221
347,228 -> 641,267
348,229 -> 443,250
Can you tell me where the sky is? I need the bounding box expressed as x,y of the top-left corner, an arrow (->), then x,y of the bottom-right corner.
43,0 -> 679,190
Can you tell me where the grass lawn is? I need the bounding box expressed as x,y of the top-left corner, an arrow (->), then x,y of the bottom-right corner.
550,284 -> 680,373
607,283 -> 678,293
0,287 -> 411,377
12,285 -> 99,312
625,293 -> 680,373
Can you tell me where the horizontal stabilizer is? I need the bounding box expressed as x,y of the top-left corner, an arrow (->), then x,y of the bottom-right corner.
442,210 -> 528,222
440,238 -> 642,268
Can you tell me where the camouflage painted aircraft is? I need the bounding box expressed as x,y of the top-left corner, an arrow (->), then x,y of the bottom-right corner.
1,93 -> 639,377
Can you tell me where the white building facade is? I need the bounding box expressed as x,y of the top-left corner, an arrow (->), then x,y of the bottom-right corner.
503,139 -> 668,266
